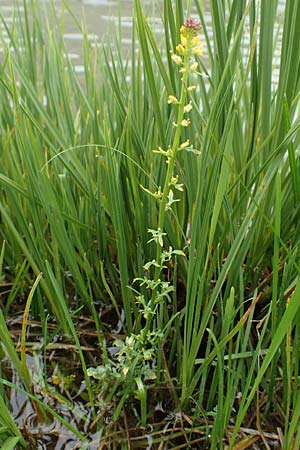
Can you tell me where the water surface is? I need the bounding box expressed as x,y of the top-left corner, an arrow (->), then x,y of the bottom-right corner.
1,1 -> 286,81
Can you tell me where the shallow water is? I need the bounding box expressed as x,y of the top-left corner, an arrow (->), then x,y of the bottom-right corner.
0,0 -> 162,71
0,0 -> 286,83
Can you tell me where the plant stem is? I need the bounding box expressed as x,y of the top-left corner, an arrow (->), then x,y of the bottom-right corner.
154,40 -> 192,282
142,36 -> 194,338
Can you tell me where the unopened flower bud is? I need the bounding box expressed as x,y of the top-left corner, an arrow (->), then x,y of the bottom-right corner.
180,140 -> 190,148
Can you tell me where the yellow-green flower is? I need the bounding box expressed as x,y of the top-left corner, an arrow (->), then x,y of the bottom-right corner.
192,36 -> 201,45
176,44 -> 185,55
192,45 -> 203,56
168,95 -> 179,104
181,118 -> 191,127
184,102 -> 193,113
154,188 -> 163,199
190,61 -> 198,72
180,35 -> 187,46
171,53 -> 182,65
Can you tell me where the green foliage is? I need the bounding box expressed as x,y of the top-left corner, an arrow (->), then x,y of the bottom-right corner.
0,391 -> 25,448
0,0 -> 300,447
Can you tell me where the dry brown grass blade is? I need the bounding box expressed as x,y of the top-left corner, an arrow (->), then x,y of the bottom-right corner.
231,435 -> 260,450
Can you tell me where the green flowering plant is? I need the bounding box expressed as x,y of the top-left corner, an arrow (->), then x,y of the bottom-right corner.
88,17 -> 203,423
145,17 -> 203,323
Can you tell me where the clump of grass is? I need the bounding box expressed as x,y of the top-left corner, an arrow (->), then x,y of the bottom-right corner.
1,0 -> 300,448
